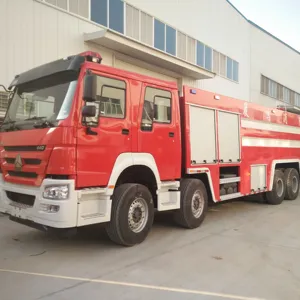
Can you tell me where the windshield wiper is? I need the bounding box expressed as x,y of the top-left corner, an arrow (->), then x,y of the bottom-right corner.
2,112 -> 15,125
24,116 -> 47,121
26,116 -> 56,128
33,120 -> 56,128
1,121 -> 21,131
2,120 -> 16,125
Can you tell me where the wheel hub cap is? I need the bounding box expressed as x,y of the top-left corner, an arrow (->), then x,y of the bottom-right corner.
128,198 -> 148,233
292,176 -> 298,193
191,190 -> 204,218
276,178 -> 284,197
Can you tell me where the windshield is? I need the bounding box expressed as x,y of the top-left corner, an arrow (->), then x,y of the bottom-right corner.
1,72 -> 78,131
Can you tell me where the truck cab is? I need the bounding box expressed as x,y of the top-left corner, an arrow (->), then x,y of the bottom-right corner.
0,52 -> 182,245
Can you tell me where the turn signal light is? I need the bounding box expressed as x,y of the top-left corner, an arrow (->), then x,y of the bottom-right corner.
40,204 -> 60,213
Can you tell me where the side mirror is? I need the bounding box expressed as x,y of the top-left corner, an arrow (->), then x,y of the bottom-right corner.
83,75 -> 97,102
82,105 -> 96,117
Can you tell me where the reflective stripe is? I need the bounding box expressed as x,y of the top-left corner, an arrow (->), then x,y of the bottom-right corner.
242,137 -> 300,148
242,119 -> 300,135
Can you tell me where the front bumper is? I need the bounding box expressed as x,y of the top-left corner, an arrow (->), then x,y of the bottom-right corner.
0,178 -> 78,228
0,178 -> 112,229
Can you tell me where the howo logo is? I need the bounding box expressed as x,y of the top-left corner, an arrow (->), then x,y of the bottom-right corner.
14,154 -> 23,171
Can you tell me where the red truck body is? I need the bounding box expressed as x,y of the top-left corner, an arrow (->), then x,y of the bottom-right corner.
182,86 -> 300,201
0,52 -> 299,246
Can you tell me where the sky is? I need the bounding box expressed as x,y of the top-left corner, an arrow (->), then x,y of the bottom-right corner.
229,0 -> 300,52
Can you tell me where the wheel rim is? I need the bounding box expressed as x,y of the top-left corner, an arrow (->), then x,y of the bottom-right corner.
191,190 -> 204,218
128,197 -> 148,233
292,176 -> 298,193
276,178 -> 284,198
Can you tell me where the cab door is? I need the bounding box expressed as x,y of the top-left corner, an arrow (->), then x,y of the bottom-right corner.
76,74 -> 132,188
138,84 -> 181,180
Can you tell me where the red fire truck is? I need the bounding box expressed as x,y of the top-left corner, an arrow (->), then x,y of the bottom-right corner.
0,52 -> 299,246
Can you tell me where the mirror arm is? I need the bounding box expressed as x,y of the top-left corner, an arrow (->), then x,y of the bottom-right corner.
0,84 -> 11,93
86,127 -> 97,136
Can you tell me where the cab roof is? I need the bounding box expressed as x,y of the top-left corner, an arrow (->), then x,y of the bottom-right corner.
84,61 -> 178,90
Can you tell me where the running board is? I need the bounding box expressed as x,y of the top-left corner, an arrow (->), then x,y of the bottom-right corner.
157,181 -> 180,211
220,192 -> 243,201
159,181 -> 180,189
77,188 -> 111,226
220,177 -> 240,184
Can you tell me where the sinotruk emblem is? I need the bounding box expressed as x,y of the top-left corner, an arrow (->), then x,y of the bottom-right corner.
14,154 -> 23,171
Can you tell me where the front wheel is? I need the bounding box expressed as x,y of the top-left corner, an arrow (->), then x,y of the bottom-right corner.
174,178 -> 208,229
105,183 -> 154,247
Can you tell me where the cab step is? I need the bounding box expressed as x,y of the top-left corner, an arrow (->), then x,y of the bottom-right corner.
220,177 -> 241,184
159,181 -> 180,189
220,192 -> 243,201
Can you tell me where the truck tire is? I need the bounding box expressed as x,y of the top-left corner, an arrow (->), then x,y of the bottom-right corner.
105,183 -> 154,247
264,169 -> 286,205
284,168 -> 299,200
174,178 -> 208,229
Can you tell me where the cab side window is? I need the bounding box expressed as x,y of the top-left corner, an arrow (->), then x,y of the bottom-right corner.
141,87 -> 171,131
96,76 -> 126,118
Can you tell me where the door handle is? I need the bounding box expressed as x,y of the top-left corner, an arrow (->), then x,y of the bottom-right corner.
122,129 -> 130,135
169,132 -> 175,137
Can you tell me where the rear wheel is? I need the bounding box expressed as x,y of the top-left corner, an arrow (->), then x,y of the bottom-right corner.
264,169 -> 286,205
284,168 -> 299,200
174,178 -> 208,229
105,183 -> 154,246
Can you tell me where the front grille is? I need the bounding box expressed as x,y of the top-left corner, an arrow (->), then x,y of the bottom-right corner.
45,174 -> 69,180
8,171 -> 38,178
6,191 -> 35,207
5,158 -> 41,165
4,158 -> 14,164
4,145 -> 46,152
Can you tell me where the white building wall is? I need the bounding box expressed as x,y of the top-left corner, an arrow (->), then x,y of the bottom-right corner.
0,0 -> 299,110
0,0 -> 114,87
0,0 -> 251,103
0,0 -> 180,89
126,0 -> 251,102
250,24 -> 300,107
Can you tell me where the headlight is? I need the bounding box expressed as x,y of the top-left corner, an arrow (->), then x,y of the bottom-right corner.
43,185 -> 69,200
